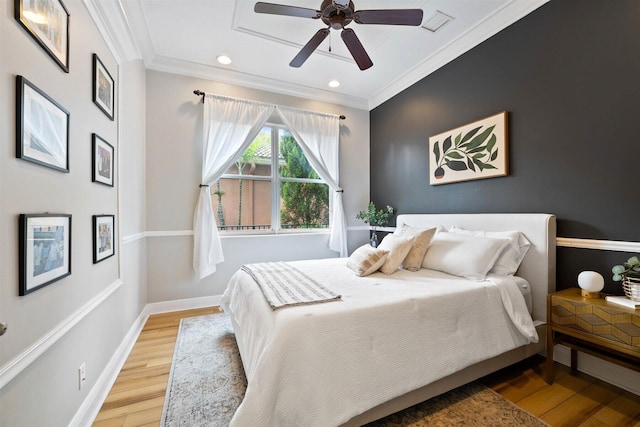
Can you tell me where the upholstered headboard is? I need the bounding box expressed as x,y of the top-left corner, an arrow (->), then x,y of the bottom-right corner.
395,213 -> 556,322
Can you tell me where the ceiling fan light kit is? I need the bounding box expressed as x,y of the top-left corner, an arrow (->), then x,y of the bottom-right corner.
254,0 -> 423,70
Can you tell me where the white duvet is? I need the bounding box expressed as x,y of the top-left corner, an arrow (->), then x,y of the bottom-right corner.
221,258 -> 537,427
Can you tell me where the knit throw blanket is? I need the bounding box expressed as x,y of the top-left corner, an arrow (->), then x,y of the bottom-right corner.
241,261 -> 342,310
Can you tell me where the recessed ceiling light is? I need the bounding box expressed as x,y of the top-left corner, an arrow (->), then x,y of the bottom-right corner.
328,80 -> 340,88
217,55 -> 232,65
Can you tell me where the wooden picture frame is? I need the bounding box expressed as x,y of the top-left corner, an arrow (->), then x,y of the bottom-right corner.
429,111 -> 509,185
19,213 -> 72,295
93,215 -> 115,263
16,75 -> 70,172
15,0 -> 70,72
92,133 -> 114,186
92,53 -> 115,120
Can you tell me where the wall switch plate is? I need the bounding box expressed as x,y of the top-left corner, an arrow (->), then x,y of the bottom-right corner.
78,363 -> 86,390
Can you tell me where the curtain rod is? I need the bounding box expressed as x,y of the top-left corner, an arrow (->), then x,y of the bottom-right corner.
193,90 -> 346,120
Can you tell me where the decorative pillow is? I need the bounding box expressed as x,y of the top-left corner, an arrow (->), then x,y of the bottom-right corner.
394,224 -> 437,271
347,244 -> 389,277
377,234 -> 415,275
422,231 -> 509,280
449,227 -> 531,276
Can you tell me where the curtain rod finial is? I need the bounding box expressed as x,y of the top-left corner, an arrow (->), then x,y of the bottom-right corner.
339,115 -> 346,120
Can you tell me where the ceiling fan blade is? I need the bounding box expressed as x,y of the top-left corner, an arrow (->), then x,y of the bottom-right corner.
341,28 -> 373,70
254,2 -> 321,19
354,9 -> 424,26
290,28 -> 330,68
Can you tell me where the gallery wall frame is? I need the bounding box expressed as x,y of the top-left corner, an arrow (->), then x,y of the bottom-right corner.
92,53 -> 115,120
93,215 -> 115,264
16,75 -> 70,172
92,133 -> 114,186
19,214 -> 72,296
14,0 -> 70,73
428,111 -> 509,185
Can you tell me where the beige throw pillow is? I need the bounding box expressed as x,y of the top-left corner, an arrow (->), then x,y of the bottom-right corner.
347,244 -> 389,277
377,234 -> 415,275
394,224 -> 437,271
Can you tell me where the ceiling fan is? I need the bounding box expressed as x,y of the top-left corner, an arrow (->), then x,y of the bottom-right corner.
254,0 -> 423,70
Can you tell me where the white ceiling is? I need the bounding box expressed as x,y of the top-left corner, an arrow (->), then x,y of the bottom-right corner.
92,0 -> 548,110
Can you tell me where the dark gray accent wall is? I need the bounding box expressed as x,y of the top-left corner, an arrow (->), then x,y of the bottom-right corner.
370,0 -> 640,293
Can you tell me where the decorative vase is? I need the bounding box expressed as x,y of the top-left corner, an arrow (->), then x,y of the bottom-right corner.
370,231 -> 378,248
622,276 -> 640,301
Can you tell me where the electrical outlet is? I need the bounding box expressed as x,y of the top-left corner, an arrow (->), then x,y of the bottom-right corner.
78,363 -> 86,390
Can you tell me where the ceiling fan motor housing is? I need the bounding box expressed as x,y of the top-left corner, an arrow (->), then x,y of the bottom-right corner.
321,0 -> 355,29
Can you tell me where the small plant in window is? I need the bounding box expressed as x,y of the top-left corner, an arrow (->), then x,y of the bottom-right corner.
356,202 -> 394,247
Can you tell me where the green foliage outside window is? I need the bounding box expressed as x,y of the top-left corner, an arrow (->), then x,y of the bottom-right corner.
279,134 -> 329,229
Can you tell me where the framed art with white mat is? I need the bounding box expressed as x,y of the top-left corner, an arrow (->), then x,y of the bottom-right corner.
93,215 -> 115,263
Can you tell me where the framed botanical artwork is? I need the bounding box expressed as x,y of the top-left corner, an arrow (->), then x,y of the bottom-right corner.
93,53 -> 115,120
14,0 -> 70,72
92,133 -> 114,186
16,75 -> 70,172
19,214 -> 72,296
428,111 -> 509,185
93,215 -> 115,263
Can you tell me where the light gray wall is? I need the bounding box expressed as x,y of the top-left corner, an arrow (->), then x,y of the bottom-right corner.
145,70 -> 371,302
0,1 -> 147,426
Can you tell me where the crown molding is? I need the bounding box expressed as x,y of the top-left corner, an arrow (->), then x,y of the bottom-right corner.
147,55 -> 370,110
83,0 -> 141,64
368,0 -> 550,109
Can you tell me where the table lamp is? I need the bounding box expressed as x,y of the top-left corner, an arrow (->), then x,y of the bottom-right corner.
578,271 -> 604,298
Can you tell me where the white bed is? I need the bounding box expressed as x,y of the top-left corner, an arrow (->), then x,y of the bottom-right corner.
221,213 -> 556,426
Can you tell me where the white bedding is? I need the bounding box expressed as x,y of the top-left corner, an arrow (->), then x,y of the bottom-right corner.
221,257 -> 537,427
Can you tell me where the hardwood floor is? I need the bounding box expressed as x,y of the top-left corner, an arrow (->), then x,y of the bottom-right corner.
93,308 -> 640,427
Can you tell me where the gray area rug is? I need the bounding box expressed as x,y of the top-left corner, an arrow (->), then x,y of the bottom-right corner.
161,313 -> 548,427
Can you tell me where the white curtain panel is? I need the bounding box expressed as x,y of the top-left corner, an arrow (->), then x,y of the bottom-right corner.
193,95 -> 275,279
277,107 -> 348,257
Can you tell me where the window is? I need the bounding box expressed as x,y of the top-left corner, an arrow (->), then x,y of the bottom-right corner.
212,125 -> 329,232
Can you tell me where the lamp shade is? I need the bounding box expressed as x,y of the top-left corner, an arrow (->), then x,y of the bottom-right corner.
578,271 -> 604,298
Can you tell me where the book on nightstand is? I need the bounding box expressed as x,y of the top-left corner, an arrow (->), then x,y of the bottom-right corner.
605,295 -> 640,309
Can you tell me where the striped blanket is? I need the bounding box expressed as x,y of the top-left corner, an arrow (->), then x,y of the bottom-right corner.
241,262 -> 342,310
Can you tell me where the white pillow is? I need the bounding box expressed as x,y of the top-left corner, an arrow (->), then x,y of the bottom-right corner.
347,244 -> 389,277
377,234 -> 414,274
449,227 -> 531,276
394,224 -> 437,272
422,231 -> 509,280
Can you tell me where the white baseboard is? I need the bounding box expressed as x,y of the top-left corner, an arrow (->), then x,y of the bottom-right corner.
72,294 -> 223,425
553,344 -> 640,396
145,294 -> 222,315
69,307 -> 149,427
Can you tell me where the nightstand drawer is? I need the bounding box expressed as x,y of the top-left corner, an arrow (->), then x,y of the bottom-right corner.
550,294 -> 640,352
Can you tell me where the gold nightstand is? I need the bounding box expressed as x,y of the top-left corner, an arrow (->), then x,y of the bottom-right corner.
545,288 -> 640,383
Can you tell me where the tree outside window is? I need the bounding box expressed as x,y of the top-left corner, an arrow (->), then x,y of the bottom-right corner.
212,125 -> 329,232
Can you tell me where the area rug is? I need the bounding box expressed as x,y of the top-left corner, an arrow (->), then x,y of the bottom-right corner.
161,313 -> 548,427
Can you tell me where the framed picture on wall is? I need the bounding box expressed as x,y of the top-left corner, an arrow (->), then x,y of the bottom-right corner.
428,111 -> 509,185
19,214 -> 72,296
93,215 -> 115,263
92,133 -> 114,186
16,75 -> 70,172
14,0 -> 70,72
92,53 -> 115,120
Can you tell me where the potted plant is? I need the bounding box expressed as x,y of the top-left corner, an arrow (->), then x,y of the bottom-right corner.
612,255 -> 640,301
356,202 -> 394,247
